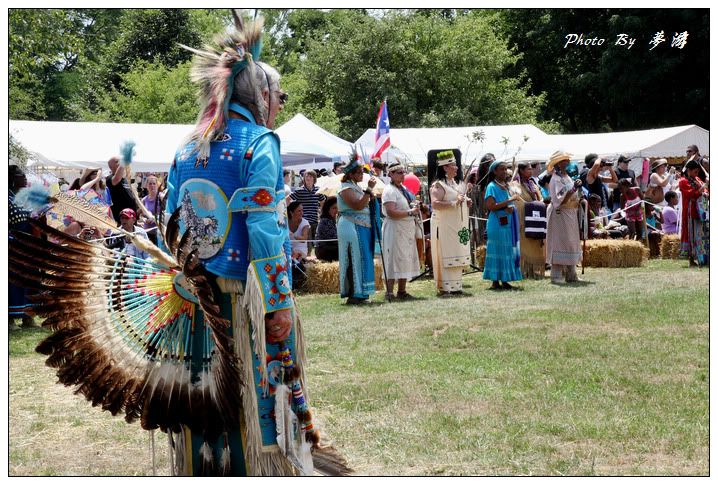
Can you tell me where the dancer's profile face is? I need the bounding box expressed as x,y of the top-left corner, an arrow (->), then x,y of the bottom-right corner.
264,83 -> 284,129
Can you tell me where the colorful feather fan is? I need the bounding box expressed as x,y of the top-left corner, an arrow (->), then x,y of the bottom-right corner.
9,213 -> 353,476
10,215 -> 239,441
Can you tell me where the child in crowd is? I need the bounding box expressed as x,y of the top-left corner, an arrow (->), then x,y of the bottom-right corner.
660,191 -> 680,235
617,179 -> 644,240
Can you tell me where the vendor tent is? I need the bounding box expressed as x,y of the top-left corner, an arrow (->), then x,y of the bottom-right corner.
10,120 -> 192,172
354,124 -> 549,166
520,124 -> 709,173
274,113 -> 354,172
10,114 -> 354,173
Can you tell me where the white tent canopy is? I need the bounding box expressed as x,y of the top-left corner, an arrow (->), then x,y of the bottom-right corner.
274,113 -> 354,172
355,123 -> 708,176
10,114 -> 354,173
354,124 -> 549,166
521,124 -> 709,173
10,120 -> 194,172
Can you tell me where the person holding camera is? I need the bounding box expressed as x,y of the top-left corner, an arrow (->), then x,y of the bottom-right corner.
611,155 -> 637,211
647,158 -> 676,206
580,153 -> 617,208
546,151 -> 583,284
104,208 -> 150,260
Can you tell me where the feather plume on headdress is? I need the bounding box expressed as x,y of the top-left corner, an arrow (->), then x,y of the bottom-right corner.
179,9 -> 265,162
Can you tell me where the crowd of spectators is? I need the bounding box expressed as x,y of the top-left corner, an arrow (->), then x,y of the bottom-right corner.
10,141 -> 709,325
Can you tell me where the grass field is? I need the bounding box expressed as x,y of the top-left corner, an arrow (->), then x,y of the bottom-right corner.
9,259 -> 708,476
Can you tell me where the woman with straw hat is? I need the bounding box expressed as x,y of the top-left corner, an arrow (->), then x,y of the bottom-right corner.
381,160 -> 421,301
545,151 -> 583,283
646,158 -> 676,206
430,150 -> 472,296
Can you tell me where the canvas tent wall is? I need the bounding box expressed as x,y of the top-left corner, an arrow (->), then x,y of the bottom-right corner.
10,120 -> 193,172
355,123 -> 708,177
354,124 -> 549,167
520,124 -> 709,174
10,115 -> 354,174
274,113 -> 354,172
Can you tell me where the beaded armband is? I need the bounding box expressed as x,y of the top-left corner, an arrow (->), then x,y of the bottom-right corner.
228,186 -> 281,212
250,253 -> 293,313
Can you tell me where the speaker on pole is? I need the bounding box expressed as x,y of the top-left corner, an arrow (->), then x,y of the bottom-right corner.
427,148 -> 463,186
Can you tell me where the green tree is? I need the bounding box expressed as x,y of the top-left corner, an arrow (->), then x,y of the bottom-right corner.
497,8 -> 709,132
9,134 -> 30,169
9,9 -> 85,119
296,9 -> 547,140
102,9 -> 201,89
79,60 -> 198,124
273,71 -> 341,133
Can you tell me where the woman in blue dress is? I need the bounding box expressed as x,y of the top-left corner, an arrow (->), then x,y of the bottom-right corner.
483,160 -> 523,290
337,155 -> 378,304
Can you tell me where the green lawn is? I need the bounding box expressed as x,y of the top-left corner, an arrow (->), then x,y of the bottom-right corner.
9,259 -> 708,476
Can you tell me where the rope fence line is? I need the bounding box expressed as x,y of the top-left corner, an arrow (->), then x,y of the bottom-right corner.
81,199 -> 676,246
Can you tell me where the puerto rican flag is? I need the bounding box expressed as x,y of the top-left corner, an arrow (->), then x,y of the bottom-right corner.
372,100 -> 390,159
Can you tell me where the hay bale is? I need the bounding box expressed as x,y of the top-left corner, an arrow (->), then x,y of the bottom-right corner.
303,261 -> 340,294
660,234 -> 681,259
582,239 -> 646,268
475,246 -> 486,268
302,260 -> 384,294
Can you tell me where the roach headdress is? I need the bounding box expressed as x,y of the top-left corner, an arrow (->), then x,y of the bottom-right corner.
180,9 -> 266,162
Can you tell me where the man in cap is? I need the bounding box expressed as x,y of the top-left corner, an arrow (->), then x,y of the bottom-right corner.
105,208 -> 150,260
611,155 -> 637,210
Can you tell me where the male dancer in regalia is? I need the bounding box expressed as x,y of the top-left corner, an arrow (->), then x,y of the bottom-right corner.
163,10 -> 316,475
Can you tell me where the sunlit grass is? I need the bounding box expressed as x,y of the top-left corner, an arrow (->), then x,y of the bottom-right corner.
9,260 -> 708,476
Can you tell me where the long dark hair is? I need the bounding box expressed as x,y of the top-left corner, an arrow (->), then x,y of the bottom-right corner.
320,196 -> 337,219
478,153 -> 495,190
486,162 -> 505,185
341,166 -> 362,183
287,200 -> 302,217
516,161 -> 530,177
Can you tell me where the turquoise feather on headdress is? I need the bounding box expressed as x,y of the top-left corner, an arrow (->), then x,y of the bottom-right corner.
120,140 -> 136,167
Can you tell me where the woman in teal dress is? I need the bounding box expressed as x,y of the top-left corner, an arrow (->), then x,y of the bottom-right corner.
483,160 -> 523,290
337,156 -> 378,304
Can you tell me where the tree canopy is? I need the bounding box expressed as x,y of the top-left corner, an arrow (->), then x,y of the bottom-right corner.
9,8 -> 709,138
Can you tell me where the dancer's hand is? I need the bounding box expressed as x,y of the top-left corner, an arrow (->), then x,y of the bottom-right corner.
265,309 -> 292,343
